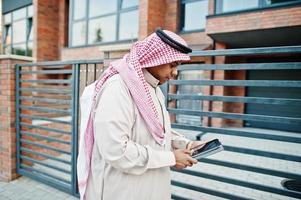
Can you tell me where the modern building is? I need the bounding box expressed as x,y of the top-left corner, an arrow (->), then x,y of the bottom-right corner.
1,0 -> 301,199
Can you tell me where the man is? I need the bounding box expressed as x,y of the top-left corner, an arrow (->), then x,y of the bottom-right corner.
77,28 -> 204,200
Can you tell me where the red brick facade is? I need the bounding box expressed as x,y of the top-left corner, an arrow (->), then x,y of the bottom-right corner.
0,56 -> 32,181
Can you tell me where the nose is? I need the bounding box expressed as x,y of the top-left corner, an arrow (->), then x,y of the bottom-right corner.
172,68 -> 178,77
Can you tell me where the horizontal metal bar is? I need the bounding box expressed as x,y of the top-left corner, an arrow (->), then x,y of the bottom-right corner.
20,164 -> 71,185
178,62 -> 301,71
20,87 -> 72,94
20,79 -> 72,84
171,123 -> 301,143
172,169 -> 301,199
16,59 -> 104,67
189,45 -> 301,57
20,96 -> 71,104
21,131 -> 71,145
20,114 -> 72,125
171,194 -> 190,200
20,105 -> 71,115
18,169 -> 71,194
20,147 -> 71,165
168,108 -> 301,124
20,70 -> 73,74
201,158 -> 301,180
223,145 -> 301,162
21,139 -> 70,155
169,80 -> 301,87
21,155 -> 71,174
168,94 -> 301,106
171,180 -> 249,200
20,122 -> 71,135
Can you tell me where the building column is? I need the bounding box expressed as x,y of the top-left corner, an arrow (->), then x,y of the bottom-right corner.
0,56 -> 32,181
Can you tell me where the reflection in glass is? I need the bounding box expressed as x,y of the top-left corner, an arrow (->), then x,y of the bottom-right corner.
13,20 -> 27,43
13,43 -> 26,56
88,16 -> 116,43
119,11 -> 138,40
89,0 -> 117,17
27,42 -> 33,56
28,5 -> 33,17
4,46 -> 12,54
28,18 -> 33,40
183,0 -> 208,31
4,13 -> 11,24
4,25 -> 12,45
73,0 -> 86,20
72,21 -> 86,46
221,0 -> 258,12
121,0 -> 139,8
13,7 -> 26,20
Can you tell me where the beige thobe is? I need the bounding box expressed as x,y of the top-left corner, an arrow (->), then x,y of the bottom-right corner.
85,69 -> 189,200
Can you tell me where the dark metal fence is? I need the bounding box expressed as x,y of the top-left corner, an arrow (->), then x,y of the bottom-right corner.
15,60 -> 104,196
168,45 -> 301,199
15,45 -> 301,199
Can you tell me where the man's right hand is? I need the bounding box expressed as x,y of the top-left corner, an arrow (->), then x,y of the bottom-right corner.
173,149 -> 198,169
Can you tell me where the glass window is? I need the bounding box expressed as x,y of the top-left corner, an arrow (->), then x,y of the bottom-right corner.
72,21 -> 86,46
13,20 -> 27,43
89,0 -> 117,17
121,0 -> 139,9
119,10 -> 138,40
88,16 -> 116,43
2,5 -> 33,56
182,0 -> 208,31
4,13 -> 11,24
13,43 -> 26,56
73,0 -> 87,20
13,7 -> 27,20
221,0 -> 259,13
27,42 -> 33,56
4,25 -> 12,45
28,5 -> 33,17
28,18 -> 33,40
70,0 -> 139,46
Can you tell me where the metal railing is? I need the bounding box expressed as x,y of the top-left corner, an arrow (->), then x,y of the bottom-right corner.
168,45 -> 301,199
15,60 -> 104,196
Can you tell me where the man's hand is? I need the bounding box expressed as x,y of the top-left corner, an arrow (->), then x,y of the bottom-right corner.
186,140 -> 207,151
173,149 -> 197,169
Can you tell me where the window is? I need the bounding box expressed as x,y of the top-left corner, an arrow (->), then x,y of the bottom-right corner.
2,5 -> 33,56
216,0 -> 300,14
180,0 -> 209,32
70,0 -> 139,47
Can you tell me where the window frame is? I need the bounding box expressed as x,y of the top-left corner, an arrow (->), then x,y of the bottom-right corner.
179,0 -> 209,34
68,0 -> 139,48
2,5 -> 33,56
214,0 -> 301,15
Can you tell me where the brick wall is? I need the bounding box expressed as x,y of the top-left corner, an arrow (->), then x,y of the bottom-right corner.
207,5 -> 301,34
33,0 -> 60,61
0,56 -> 32,181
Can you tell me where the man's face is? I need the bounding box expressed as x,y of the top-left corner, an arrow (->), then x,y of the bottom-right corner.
146,62 -> 180,85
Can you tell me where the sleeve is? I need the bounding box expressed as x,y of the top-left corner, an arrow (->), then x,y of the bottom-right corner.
94,77 -> 175,175
171,129 -> 191,150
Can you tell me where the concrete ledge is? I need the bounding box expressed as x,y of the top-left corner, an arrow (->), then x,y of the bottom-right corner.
0,54 -> 34,61
98,43 -> 132,52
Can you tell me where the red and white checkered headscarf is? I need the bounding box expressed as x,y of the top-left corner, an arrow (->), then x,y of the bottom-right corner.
77,30 -> 190,199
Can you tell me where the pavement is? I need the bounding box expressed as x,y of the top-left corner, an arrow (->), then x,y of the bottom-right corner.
1,127 -> 300,200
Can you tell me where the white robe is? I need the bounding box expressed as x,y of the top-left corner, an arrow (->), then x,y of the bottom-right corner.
85,69 -> 189,200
